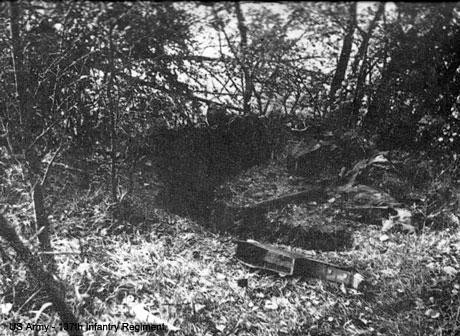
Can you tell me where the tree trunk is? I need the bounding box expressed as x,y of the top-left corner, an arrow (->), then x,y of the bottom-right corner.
328,3 -> 357,110
9,1 -> 55,269
363,57 -> 395,131
235,2 -> 253,114
348,57 -> 368,127
350,3 -> 384,76
32,181 -> 55,270
0,215 -> 83,336
348,3 -> 385,128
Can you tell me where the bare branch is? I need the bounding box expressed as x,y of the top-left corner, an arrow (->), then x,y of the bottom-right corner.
27,120 -> 58,151
120,73 -> 245,112
41,142 -> 63,187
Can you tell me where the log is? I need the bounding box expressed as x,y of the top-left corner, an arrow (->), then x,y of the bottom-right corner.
240,187 -> 328,213
210,187 -> 353,251
236,240 -> 364,289
211,186 -> 328,231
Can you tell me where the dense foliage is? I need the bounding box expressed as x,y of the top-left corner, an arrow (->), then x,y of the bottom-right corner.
0,2 -> 459,336
1,2 -> 458,186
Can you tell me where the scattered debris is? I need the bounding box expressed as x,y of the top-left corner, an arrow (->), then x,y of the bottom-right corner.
130,303 -> 180,332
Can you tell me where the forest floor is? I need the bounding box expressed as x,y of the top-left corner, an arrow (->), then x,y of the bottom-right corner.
1,156 -> 460,336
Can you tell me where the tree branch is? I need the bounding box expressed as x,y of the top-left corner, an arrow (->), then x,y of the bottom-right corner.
119,73 -> 245,112
41,142 -> 63,187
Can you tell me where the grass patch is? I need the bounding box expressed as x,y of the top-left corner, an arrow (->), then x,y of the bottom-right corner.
1,158 -> 459,336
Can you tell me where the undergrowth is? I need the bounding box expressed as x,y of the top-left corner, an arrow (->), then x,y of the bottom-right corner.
0,154 -> 459,336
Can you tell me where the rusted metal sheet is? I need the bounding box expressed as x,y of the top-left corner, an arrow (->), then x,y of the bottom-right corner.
235,240 -> 364,289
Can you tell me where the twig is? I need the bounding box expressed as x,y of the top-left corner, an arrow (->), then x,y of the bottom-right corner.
120,73 -> 245,112
345,206 -> 391,210
27,120 -> 58,151
17,289 -> 41,315
37,251 -> 80,255
41,143 -> 63,186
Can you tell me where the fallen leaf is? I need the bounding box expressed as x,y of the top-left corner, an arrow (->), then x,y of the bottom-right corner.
425,309 -> 440,319
380,234 -> 390,242
131,304 -> 179,331
274,297 -> 290,308
0,303 -> 12,314
426,262 -> 436,270
216,273 -> 226,281
264,299 -> 278,310
415,298 -> 425,309
382,218 -> 394,232
447,213 -> 459,226
401,223 -> 416,233
380,269 -> 397,277
194,303 -> 206,312
395,208 -> 412,222
368,154 -> 388,164
216,324 -> 226,332
443,266 -> 458,276
352,273 -> 365,289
